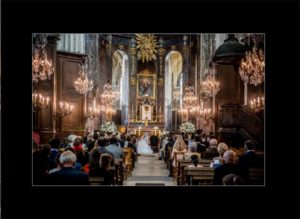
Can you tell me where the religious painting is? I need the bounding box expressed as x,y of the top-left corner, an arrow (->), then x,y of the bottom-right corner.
137,73 -> 156,99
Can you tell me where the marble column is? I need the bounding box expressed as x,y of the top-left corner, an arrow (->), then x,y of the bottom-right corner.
85,34 -> 101,131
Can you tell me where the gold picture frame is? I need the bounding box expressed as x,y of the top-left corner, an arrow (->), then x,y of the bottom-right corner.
136,71 -> 156,99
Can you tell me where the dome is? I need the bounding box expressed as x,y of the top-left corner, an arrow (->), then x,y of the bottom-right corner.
212,34 -> 246,63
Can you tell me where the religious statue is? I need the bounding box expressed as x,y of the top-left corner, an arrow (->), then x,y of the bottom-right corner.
141,78 -> 151,96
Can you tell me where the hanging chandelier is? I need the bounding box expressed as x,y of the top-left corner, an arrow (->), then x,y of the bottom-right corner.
100,81 -> 120,106
201,74 -> 220,97
183,84 -> 198,109
74,63 -> 93,95
239,46 -> 265,86
32,34 -> 54,83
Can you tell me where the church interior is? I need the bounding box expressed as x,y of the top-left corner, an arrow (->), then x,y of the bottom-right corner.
32,33 -> 265,186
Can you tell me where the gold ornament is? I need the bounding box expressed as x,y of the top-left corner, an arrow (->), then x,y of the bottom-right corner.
158,76 -> 164,86
130,76 -> 136,85
136,34 -> 159,63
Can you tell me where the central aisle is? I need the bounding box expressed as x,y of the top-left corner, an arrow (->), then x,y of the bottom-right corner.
123,153 -> 176,186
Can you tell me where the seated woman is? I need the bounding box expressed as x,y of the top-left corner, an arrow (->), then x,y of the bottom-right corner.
171,135 -> 187,167
184,142 -> 201,160
89,153 -> 114,185
211,142 -> 228,168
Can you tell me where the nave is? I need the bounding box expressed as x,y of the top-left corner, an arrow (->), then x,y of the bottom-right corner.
124,153 -> 175,186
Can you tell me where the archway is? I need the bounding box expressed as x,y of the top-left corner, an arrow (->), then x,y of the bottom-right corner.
164,51 -> 183,131
112,50 -> 129,125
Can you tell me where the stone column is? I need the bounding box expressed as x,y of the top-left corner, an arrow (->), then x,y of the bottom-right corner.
85,34 -> 101,131
129,38 -> 137,121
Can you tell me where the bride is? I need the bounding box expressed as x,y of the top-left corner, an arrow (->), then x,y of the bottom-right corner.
137,133 -> 153,155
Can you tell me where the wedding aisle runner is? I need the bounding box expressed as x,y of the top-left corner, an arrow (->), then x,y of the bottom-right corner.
123,153 -> 176,186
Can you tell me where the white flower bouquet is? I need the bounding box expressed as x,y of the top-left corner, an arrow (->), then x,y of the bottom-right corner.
100,122 -> 118,134
179,122 -> 195,134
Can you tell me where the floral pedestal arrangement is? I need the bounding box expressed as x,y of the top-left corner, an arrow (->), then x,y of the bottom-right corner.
100,122 -> 118,135
179,122 -> 196,134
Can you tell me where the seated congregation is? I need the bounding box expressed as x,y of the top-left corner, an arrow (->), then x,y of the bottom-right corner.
33,130 -> 264,186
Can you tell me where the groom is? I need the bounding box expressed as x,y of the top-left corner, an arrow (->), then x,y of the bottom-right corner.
150,134 -> 159,152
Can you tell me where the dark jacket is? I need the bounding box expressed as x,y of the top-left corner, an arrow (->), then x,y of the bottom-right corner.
213,163 -> 242,185
89,167 -> 114,185
49,167 -> 89,185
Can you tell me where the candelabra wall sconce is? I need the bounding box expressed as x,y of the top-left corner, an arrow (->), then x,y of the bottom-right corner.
53,101 -> 74,119
87,99 -> 100,119
249,96 -> 264,113
32,92 -> 50,113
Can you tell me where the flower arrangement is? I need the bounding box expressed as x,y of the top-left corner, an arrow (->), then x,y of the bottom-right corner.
100,122 -> 118,134
179,122 -> 195,134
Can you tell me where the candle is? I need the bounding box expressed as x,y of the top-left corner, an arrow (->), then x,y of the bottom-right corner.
93,99 -> 96,108
70,105 -> 74,111
46,97 -> 49,105
60,102 -> 63,108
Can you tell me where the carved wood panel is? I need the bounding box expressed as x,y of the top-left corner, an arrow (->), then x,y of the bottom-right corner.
57,51 -> 88,135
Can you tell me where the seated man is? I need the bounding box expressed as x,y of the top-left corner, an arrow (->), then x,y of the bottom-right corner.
49,150 -> 89,185
213,150 -> 242,185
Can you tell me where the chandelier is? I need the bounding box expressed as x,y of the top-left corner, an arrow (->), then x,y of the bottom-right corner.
32,34 -> 54,83
32,92 -> 50,113
239,46 -> 265,86
101,81 -> 120,106
74,63 -> 93,95
88,99 -> 100,119
172,88 -> 181,110
249,96 -> 264,113
183,84 -> 198,109
201,75 -> 220,97
136,34 -> 159,63
54,101 -> 74,118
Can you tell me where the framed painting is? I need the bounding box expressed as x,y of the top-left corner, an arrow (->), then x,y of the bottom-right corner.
137,73 -> 156,99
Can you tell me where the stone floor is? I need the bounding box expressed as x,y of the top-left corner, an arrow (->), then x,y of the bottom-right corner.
123,153 -> 176,186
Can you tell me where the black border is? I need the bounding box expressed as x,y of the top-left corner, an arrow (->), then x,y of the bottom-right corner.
2,0 -> 300,218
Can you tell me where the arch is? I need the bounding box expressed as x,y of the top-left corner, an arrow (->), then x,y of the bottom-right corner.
164,51 -> 183,130
112,50 -> 129,125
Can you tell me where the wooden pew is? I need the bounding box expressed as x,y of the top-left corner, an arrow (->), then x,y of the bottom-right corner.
114,159 -> 124,185
89,177 -> 105,185
185,166 -> 214,185
177,159 -> 192,185
249,168 -> 264,185
177,159 -> 212,185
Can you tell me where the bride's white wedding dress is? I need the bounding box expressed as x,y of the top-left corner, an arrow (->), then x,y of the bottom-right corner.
137,134 -> 153,155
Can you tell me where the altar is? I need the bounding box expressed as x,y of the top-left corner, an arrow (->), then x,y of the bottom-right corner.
127,122 -> 164,138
